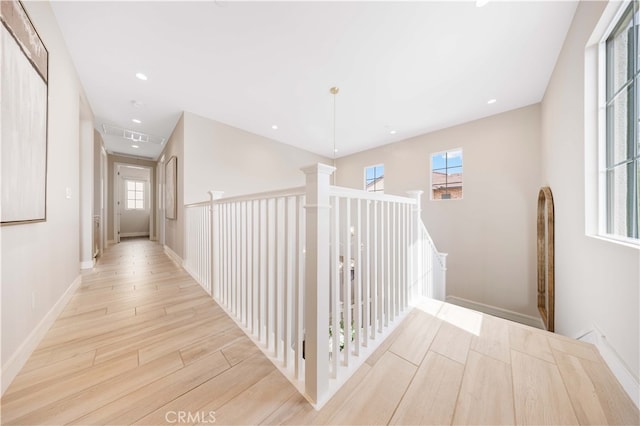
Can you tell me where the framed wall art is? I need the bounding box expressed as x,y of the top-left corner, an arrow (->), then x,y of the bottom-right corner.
165,156 -> 177,220
1,0 -> 49,225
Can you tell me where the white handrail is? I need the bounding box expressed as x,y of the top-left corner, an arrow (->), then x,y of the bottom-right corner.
330,185 -> 418,204
215,186 -> 305,204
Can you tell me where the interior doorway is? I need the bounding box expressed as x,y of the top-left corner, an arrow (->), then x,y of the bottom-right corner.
114,163 -> 153,243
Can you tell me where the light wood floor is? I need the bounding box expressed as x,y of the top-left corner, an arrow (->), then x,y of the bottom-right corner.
1,238 -> 638,425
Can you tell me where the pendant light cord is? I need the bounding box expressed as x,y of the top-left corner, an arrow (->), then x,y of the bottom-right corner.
330,86 -> 339,185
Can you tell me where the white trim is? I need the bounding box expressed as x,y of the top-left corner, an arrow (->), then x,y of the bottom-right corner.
1,275 -> 82,395
114,162 -> 154,244
593,1 -> 640,243
445,295 -> 544,329
163,244 -> 183,266
80,259 -> 95,269
120,232 -> 150,238
587,234 -> 640,250
577,326 -> 640,409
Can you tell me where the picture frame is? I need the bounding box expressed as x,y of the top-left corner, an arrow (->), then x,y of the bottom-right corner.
165,156 -> 177,220
1,0 -> 49,225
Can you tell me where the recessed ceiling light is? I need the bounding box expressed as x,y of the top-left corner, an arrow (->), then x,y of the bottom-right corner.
131,144 -> 139,148
132,119 -> 141,124
272,124 -> 278,130
488,98 -> 497,104
334,148 -> 339,153
135,72 -> 148,81
476,0 -> 489,7
390,130 -> 397,135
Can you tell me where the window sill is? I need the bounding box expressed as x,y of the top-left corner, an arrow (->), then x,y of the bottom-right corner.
587,234 -> 640,250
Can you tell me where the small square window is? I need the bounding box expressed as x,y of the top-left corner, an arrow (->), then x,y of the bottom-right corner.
364,164 -> 384,193
431,149 -> 463,200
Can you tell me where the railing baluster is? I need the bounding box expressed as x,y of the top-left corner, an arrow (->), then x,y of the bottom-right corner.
266,198 -> 271,350
354,198 -> 362,356
274,197 -> 281,360
330,195 -> 339,377
363,200 -> 370,347
342,197 -> 351,365
258,199 -> 264,343
371,200 -> 378,339
295,195 -> 304,379
284,196 -> 291,368
385,201 -> 390,327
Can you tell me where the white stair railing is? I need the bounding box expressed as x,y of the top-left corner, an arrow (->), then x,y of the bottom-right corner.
213,186 -> 307,383
184,198 -> 213,295
182,163 -> 447,408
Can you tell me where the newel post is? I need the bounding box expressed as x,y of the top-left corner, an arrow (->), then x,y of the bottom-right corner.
301,163 -> 335,405
407,190 -> 423,222
407,191 -> 423,298
209,190 -> 224,299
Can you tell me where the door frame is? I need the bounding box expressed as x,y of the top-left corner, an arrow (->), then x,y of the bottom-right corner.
113,162 -> 154,243
100,147 -> 108,252
158,155 -> 166,246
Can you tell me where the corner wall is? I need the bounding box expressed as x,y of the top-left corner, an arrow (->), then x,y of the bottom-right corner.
1,1 -> 85,394
336,104 -> 542,320
541,0 -> 639,391
182,111 -> 329,204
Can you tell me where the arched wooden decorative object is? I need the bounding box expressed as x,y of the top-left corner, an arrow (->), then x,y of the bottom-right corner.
537,187 -> 555,332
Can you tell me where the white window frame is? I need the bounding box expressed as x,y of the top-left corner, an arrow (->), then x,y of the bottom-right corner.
597,0 -> 640,246
125,179 -> 145,210
364,164 -> 384,193
430,148 -> 463,201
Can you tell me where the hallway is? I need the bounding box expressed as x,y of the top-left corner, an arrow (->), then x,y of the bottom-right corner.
1,239 -> 637,425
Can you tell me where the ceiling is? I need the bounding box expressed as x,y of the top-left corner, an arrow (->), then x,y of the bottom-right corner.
50,1 -> 578,160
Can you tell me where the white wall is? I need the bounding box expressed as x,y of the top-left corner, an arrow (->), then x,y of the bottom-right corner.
336,104 -> 542,319
183,111 -> 329,204
1,1 -> 85,394
541,0 -> 639,387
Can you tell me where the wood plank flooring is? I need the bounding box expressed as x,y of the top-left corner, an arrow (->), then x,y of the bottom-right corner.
1,238 -> 638,425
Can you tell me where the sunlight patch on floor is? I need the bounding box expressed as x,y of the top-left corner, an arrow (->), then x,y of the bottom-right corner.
412,297 -> 483,336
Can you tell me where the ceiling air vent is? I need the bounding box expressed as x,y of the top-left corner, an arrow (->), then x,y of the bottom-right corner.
101,124 -> 165,145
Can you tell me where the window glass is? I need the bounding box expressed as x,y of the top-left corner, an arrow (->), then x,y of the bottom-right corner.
604,2 -> 639,240
431,149 -> 463,200
126,180 -> 144,210
365,164 -> 384,192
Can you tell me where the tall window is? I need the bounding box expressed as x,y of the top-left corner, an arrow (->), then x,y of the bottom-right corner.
365,164 -> 384,192
604,2 -> 639,241
431,149 -> 463,200
126,180 -> 145,210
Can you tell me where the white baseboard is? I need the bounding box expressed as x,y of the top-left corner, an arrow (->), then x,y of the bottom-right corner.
163,245 -> 183,266
577,327 -> 640,409
120,232 -> 150,238
445,295 -> 545,329
1,275 -> 82,396
80,259 -> 95,270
